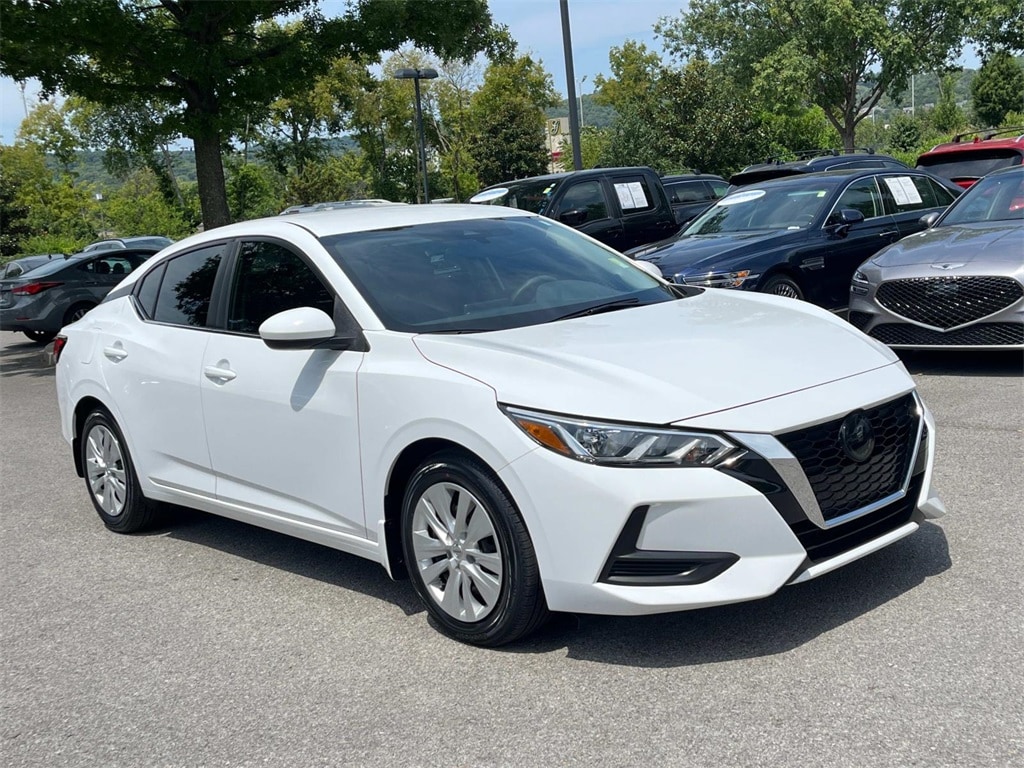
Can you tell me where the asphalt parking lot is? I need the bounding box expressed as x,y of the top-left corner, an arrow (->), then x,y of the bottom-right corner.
1,333 -> 1021,768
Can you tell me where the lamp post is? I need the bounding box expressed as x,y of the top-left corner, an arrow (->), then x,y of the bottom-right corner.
394,67 -> 438,204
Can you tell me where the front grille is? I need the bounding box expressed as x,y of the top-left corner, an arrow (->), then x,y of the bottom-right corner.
870,322 -> 1024,347
876,276 -> 1023,329
789,476 -> 920,563
777,394 -> 918,521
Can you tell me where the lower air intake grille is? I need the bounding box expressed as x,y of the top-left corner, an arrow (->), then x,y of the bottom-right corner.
869,322 -> 1024,347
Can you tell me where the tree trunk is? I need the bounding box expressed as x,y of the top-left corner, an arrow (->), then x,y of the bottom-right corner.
192,132 -> 231,230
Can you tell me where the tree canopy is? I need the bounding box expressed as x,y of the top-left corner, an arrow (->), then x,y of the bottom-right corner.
657,0 -> 971,151
0,0 -> 502,228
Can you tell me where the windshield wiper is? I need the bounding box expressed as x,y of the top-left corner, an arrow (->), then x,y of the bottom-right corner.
553,297 -> 641,321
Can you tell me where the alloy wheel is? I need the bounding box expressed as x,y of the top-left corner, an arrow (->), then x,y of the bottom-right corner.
410,481 -> 504,622
85,424 -> 127,518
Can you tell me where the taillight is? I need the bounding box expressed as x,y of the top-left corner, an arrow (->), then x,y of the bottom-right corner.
52,335 -> 68,363
12,281 -> 63,296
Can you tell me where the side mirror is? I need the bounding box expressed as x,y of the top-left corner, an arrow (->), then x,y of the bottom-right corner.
632,259 -> 664,280
839,208 -> 865,225
559,208 -> 589,227
259,307 -> 352,351
919,211 -> 941,228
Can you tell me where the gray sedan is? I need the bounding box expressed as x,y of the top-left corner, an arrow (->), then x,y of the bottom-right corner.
0,247 -> 160,344
849,165 -> 1024,349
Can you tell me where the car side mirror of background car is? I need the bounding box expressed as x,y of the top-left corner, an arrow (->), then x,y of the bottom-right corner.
919,211 -> 941,228
259,307 -> 354,351
559,208 -> 589,227
827,208 -> 866,238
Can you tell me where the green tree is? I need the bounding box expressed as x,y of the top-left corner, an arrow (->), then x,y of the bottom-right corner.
0,167 -> 32,260
285,153 -> 373,205
657,0 -> 970,152
931,73 -> 967,132
967,1 -> 1024,58
0,0 -> 502,229
103,169 -> 193,239
469,55 -> 558,186
971,52 -> 1024,126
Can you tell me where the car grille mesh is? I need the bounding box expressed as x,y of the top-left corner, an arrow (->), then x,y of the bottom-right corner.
847,311 -> 871,331
869,322 -> 1024,347
876,276 -> 1023,329
777,394 -> 918,521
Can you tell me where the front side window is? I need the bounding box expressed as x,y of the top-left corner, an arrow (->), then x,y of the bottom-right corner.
558,181 -> 609,221
321,217 -> 675,333
666,181 -> 708,204
940,171 -> 1024,225
227,241 -> 334,334
150,245 -> 225,327
828,178 -> 883,223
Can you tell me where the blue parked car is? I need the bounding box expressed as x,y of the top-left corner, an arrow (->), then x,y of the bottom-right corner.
629,168 -> 961,310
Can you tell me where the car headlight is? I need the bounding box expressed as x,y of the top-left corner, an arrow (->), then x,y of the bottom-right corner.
852,270 -> 870,284
503,406 -> 741,467
680,269 -> 759,288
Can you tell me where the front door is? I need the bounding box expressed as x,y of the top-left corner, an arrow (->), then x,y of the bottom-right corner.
200,240 -> 368,538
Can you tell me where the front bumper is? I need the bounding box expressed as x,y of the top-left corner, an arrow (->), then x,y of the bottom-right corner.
498,381 -> 941,616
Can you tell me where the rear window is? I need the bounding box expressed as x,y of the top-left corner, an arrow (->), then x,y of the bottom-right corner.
917,149 -> 1024,183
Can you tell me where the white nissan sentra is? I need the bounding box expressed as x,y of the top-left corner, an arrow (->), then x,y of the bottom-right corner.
55,205 -> 945,645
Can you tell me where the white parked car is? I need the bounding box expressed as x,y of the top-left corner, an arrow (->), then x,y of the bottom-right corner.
55,205 -> 945,646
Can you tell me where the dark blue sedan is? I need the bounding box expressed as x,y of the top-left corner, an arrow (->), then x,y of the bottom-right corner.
629,168 -> 961,310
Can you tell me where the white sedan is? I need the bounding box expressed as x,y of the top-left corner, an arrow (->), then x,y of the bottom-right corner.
55,204 -> 945,645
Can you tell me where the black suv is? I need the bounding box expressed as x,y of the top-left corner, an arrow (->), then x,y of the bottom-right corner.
631,167 -> 961,310
469,167 -> 679,252
729,149 -> 909,187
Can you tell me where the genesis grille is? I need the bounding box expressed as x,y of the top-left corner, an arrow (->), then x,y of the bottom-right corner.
847,311 -> 871,331
876,276 -> 1023,329
777,394 -> 918,521
870,322 -> 1024,347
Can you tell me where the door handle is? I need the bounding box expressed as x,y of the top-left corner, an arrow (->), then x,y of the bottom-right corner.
103,344 -> 128,362
879,230 -> 899,238
204,365 -> 237,383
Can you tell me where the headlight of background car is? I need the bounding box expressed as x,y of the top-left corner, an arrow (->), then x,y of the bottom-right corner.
680,270 -> 759,289
503,406 -> 741,467
851,269 -> 871,295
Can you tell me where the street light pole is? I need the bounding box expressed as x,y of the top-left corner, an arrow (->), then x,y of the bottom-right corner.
394,67 -> 439,204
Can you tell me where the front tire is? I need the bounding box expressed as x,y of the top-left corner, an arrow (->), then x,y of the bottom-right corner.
81,409 -> 158,533
401,450 -> 548,646
761,275 -> 804,300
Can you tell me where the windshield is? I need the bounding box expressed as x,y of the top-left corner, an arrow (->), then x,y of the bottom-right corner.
320,217 -> 677,333
471,179 -> 563,214
684,183 -> 834,234
939,170 -> 1024,226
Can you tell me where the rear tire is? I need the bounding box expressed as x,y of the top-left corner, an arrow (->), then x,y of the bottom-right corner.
24,330 -> 55,345
401,450 -> 549,646
81,409 -> 158,533
761,275 -> 804,300
64,302 -> 95,326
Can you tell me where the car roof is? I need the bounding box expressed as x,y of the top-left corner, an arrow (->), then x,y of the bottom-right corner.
730,152 -> 907,186
918,128 -> 1024,157
482,167 -> 659,191
171,204 -> 538,245
661,173 -> 726,182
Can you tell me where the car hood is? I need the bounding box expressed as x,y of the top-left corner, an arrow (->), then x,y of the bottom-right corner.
636,231 -> 796,275
413,290 -> 898,425
872,222 -> 1024,267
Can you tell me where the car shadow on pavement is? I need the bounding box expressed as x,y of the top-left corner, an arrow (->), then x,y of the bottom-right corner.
0,338 -> 55,378
159,505 -> 426,616
523,522 -> 951,665
897,349 -> 1023,377
160,502 -> 950,665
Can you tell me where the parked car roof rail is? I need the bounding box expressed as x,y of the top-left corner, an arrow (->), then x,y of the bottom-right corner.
949,126 -> 1024,143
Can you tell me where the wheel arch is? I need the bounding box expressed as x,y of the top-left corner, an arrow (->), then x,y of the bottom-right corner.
71,395 -> 111,477
381,437 -> 510,581
756,263 -> 804,292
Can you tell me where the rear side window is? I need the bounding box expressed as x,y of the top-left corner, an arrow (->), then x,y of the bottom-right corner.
226,241 -> 334,334
880,175 -> 957,214
149,245 -> 225,327
610,176 -> 656,214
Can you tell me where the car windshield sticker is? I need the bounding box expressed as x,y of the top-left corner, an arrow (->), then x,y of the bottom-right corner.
884,177 -> 923,205
719,189 -> 766,206
614,182 -> 649,210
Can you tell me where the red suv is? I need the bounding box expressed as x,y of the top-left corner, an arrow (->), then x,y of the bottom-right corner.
916,127 -> 1024,189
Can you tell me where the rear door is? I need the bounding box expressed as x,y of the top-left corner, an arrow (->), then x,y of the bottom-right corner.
878,173 -> 959,238
606,172 -> 678,250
